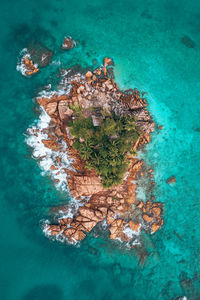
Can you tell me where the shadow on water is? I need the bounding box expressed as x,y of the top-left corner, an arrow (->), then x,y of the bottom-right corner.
5,23 -> 56,51
22,284 -> 64,300
181,35 -> 196,48
141,10 -> 153,19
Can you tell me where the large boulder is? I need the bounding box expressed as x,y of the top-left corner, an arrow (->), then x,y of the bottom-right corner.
142,214 -> 154,223
151,223 -> 160,233
42,139 -> 60,151
128,221 -> 141,232
58,100 -> 73,121
46,102 -> 57,116
70,175 -> 105,197
72,230 -> 86,241
109,219 -> 125,240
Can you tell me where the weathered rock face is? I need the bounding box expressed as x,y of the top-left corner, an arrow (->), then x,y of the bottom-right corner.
58,101 -> 73,121
42,139 -> 60,151
31,56 -> 164,245
37,94 -> 68,107
69,175 -> 105,197
46,102 -> 57,116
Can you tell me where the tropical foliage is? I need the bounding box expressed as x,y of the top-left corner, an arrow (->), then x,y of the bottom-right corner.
69,112 -> 140,187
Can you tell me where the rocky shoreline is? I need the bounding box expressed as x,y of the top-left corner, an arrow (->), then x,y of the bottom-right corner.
25,52 -> 163,246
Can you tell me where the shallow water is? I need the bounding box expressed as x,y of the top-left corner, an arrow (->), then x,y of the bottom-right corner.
1,0 -> 200,299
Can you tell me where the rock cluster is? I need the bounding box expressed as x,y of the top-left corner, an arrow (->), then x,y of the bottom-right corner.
22,55 -> 39,76
30,55 -> 163,245
137,201 -> 163,233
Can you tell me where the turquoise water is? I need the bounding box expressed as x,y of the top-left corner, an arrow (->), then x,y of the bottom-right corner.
1,0 -> 200,299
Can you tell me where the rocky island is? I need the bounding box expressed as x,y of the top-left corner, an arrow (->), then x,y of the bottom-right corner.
17,42 -> 52,76
26,50 -> 163,246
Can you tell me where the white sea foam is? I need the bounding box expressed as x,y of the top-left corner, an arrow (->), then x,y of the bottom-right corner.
26,102 -> 88,245
123,224 -> 141,238
101,219 -> 108,230
130,239 -> 141,246
113,225 -> 141,249
42,221 -> 80,246
136,186 -> 146,202
26,108 -> 74,191
42,220 -> 52,237
51,60 -> 61,66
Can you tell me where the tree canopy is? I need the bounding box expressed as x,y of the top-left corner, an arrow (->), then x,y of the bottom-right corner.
69,112 -> 140,187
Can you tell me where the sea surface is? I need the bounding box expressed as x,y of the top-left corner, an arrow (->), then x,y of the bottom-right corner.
0,0 -> 200,299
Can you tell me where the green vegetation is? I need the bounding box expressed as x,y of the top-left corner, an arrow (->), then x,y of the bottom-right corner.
69,112 -> 140,187
69,103 -> 82,112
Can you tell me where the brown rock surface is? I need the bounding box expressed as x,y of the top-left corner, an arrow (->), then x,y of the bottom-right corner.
104,57 -> 114,66
151,223 -> 160,233
129,221 -> 141,232
42,140 -> 60,151
85,71 -> 93,79
23,55 -> 39,76
62,36 -> 76,50
72,230 -> 86,241
58,101 -> 73,121
143,214 -> 154,223
50,165 -> 56,170
167,176 -> 176,184
47,225 -> 63,235
109,219 -> 125,239
46,102 -> 57,116
69,175 -> 105,197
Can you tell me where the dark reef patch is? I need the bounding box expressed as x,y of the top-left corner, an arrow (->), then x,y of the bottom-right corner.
141,10 -> 153,19
6,23 -> 56,51
22,284 -> 64,300
181,35 -> 196,48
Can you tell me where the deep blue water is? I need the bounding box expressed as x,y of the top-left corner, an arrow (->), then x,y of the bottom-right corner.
1,0 -> 200,299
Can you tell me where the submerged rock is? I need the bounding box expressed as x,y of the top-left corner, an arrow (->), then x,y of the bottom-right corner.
172,297 -> 187,300
104,57 -> 114,66
181,35 -> 195,48
167,176 -> 176,184
61,36 -> 76,50
28,41 -> 53,67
